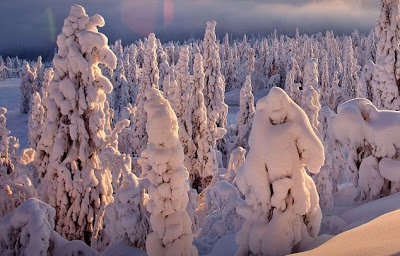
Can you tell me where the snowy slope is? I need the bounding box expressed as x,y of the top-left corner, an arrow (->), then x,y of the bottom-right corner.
294,209 -> 400,256
0,78 -> 28,149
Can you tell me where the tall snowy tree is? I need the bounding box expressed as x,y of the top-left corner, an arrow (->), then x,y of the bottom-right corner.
20,61 -> 35,114
132,33 -> 159,157
233,75 -> 255,152
138,87 -> 198,256
235,88 -> 324,256
34,56 -> 45,94
112,58 -> 130,118
372,0 -> 400,110
202,21 -> 228,169
341,36 -> 359,100
38,5 -> 117,245
189,53 -> 217,190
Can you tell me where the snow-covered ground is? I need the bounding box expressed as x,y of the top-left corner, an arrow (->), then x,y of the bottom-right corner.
0,78 -> 28,149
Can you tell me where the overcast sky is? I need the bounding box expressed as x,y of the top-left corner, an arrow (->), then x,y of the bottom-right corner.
0,0 -> 379,59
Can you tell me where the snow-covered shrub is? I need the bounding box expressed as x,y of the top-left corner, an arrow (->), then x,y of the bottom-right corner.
330,98 -> 400,199
0,198 -> 55,255
0,198 -> 97,256
20,61 -> 35,114
226,146 -> 246,184
138,87 -> 197,256
235,87 -> 324,256
38,5 -> 117,244
103,149 -> 150,250
0,175 -> 37,218
28,92 -> 44,149
196,180 -> 244,255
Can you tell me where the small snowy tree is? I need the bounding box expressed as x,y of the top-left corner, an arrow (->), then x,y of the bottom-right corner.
233,75 -> 255,152
38,5 -> 117,244
20,61 -> 35,114
0,108 -> 14,180
28,92 -> 44,149
138,87 -> 197,256
112,58 -> 130,118
235,87 -> 324,256
35,56 -> 45,94
103,147 -> 150,250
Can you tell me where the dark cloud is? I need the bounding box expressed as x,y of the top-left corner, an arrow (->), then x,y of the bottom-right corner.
0,0 -> 379,60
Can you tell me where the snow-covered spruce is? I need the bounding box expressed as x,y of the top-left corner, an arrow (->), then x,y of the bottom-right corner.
112,58 -> 130,118
172,45 -> 196,178
300,58 -> 322,136
235,87 -> 324,256
341,36 -> 359,100
138,88 -> 197,256
357,60 -> 375,100
372,0 -> 400,110
38,5 -> 117,245
20,61 -> 35,114
0,107 -> 14,180
329,98 -> 400,199
132,33 -> 160,157
189,53 -> 218,190
34,56 -> 45,94
233,75 -> 255,152
28,92 -> 44,149
203,21 -> 228,168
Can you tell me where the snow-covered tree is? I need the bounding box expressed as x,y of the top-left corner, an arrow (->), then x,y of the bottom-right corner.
301,58 -> 322,135
330,98 -> 400,200
103,147 -> 150,250
35,56 -> 45,94
233,75 -> 255,152
127,45 -> 140,104
172,45 -> 195,175
235,87 -> 324,256
372,0 -> 400,110
28,92 -> 44,149
203,21 -> 228,169
138,87 -> 197,256
189,53 -> 217,190
38,5 -> 117,244
341,36 -> 359,100
0,108 -> 14,180
132,33 -> 159,157
357,60 -> 375,100
20,61 -> 35,114
112,58 -> 130,117
0,198 -> 97,256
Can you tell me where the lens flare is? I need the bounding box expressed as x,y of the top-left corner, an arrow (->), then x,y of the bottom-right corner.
122,0 -> 174,36
45,8 -> 56,43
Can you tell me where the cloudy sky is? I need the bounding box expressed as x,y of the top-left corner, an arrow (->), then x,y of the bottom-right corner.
0,0 -> 379,59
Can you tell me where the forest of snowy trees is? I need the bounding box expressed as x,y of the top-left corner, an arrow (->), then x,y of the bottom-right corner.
1,1 -> 400,255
